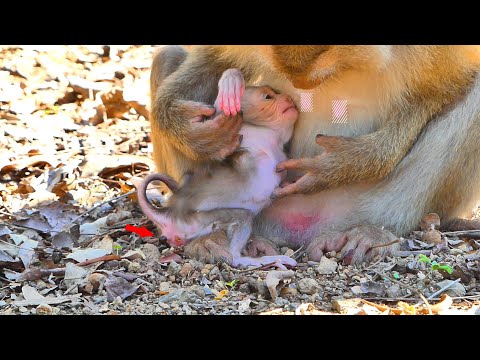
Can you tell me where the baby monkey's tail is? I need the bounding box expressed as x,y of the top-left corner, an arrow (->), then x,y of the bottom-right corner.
136,173 -> 179,224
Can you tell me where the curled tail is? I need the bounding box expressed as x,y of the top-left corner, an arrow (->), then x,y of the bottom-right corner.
137,173 -> 179,224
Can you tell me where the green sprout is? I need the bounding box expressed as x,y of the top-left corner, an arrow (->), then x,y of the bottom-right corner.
113,244 -> 123,255
225,280 -> 238,288
418,254 -> 453,274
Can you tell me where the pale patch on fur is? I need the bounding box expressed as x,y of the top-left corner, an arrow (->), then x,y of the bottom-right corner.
372,45 -> 393,68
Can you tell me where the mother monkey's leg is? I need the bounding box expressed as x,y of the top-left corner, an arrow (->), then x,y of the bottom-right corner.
254,76 -> 480,264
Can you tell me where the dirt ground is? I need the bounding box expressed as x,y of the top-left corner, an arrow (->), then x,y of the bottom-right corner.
1,45 -> 479,315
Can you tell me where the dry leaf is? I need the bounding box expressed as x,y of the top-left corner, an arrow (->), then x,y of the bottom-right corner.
122,250 -> 145,261
66,248 -> 111,263
14,285 -> 80,306
105,274 -> 140,302
159,253 -> 183,264
9,234 -> 38,269
64,262 -> 89,288
215,289 -> 229,300
265,270 -> 295,301
426,294 -> 453,314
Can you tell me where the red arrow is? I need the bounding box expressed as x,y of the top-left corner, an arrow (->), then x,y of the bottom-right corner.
125,224 -> 154,237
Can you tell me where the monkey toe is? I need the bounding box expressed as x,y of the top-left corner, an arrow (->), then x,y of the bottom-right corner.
339,225 -> 399,265
243,236 -> 280,257
306,231 -> 348,261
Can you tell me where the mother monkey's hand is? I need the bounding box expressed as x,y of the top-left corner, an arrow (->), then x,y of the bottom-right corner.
151,49 -> 245,162
273,133 -> 375,197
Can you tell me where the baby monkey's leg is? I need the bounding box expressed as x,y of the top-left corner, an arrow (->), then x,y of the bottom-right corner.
217,209 -> 297,269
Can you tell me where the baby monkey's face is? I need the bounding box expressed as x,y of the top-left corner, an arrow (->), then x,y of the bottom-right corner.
241,86 -> 298,129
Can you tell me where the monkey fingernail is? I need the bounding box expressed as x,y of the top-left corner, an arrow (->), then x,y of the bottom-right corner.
342,249 -> 354,265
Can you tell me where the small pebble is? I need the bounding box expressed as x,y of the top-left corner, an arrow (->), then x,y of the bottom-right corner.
297,278 -> 319,295
167,261 -> 181,275
179,263 -> 193,277
36,304 -> 53,315
128,262 -> 141,273
317,256 -> 338,275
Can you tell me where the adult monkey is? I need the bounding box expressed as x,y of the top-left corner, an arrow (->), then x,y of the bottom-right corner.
150,45 -> 480,264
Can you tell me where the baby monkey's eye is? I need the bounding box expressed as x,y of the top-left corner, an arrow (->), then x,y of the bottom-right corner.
265,94 -> 273,100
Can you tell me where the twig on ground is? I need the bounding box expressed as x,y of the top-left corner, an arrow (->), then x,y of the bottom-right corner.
393,250 -> 431,257
0,209 -> 14,217
442,230 -> 480,238
374,270 -> 432,314
291,245 -> 305,260
409,278 -> 464,310
227,261 -> 277,274
364,294 -> 480,302
76,254 -> 121,266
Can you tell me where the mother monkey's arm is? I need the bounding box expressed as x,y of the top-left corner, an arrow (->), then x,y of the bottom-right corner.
273,46 -> 478,198
150,46 -> 250,173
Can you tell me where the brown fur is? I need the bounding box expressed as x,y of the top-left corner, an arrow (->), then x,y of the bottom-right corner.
149,45 -> 480,263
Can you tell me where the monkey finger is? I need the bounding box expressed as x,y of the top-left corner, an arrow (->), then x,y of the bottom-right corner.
279,180 -> 292,188
179,100 -> 216,118
209,112 -> 230,129
272,174 -> 316,198
190,106 -> 216,123
226,113 -> 243,134
276,158 -> 317,173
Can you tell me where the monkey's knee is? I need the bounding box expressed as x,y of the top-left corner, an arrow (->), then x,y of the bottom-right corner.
151,45 -> 188,90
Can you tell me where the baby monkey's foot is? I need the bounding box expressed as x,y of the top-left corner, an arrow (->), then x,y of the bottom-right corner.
232,255 -> 297,270
215,68 -> 245,116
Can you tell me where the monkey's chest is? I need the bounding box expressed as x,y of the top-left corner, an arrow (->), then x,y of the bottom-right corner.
240,149 -> 285,213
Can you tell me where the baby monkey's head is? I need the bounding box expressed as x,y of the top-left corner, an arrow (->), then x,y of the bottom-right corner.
241,86 -> 298,129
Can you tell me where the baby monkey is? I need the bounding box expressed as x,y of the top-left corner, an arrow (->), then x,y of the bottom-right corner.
137,69 -> 298,268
